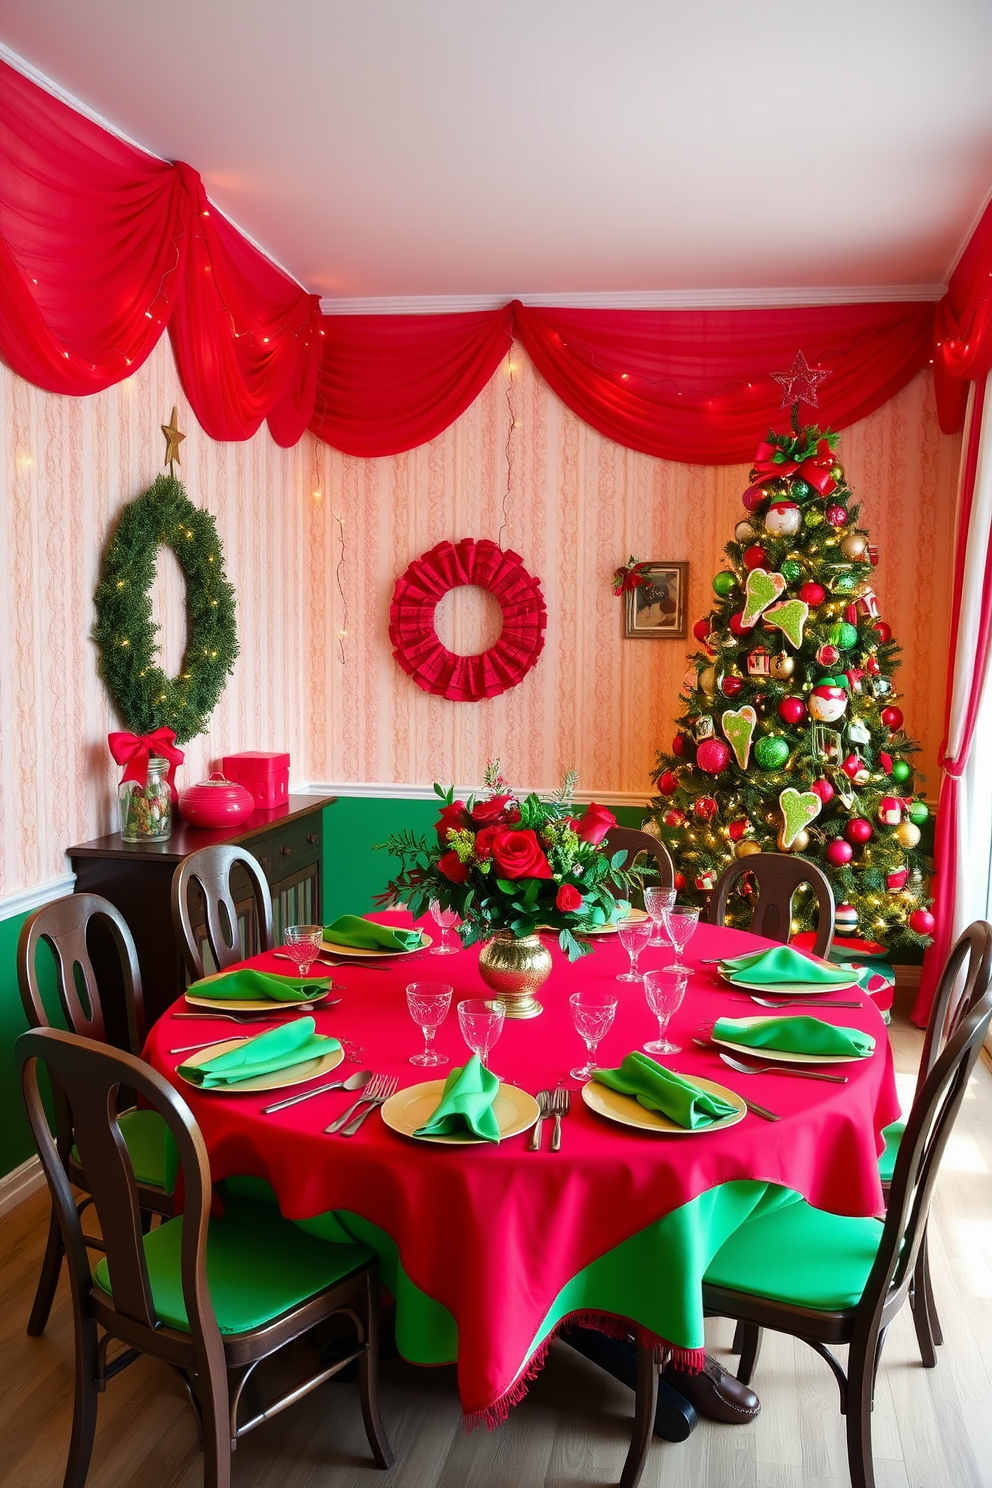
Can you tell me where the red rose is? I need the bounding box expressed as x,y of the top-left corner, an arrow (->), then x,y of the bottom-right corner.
436,799 -> 469,844
490,827 -> 552,880
556,884 -> 584,913
575,801 -> 616,847
438,850 -> 470,884
470,794 -> 518,825
473,825 -> 500,860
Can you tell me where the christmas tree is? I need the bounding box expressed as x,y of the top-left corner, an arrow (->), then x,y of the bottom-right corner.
649,366 -> 935,950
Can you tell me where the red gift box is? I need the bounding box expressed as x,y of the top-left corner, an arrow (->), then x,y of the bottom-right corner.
221,751 -> 290,810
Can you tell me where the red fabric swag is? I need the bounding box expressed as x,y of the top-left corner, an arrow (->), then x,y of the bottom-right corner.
933,198 -> 992,433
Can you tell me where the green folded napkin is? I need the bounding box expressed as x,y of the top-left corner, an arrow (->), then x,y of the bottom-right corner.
593,1051 -> 738,1130
188,968 -> 330,1003
177,1016 -> 341,1089
712,1015 -> 875,1059
413,1054 -> 501,1142
719,945 -> 854,987
323,915 -> 425,952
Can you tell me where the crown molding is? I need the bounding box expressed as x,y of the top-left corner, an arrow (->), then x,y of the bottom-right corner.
319,284 -> 946,316
302,780 -> 652,810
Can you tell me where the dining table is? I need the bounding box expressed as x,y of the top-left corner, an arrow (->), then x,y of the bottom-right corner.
142,912 -> 902,1428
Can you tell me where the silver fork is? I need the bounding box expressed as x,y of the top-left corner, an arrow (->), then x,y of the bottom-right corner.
528,1090 -> 551,1151
338,1076 -> 398,1137
717,1050 -> 849,1084
323,1073 -> 387,1133
550,1087 -> 571,1151
745,996 -> 861,1009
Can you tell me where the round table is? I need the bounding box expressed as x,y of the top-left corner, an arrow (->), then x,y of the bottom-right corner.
144,917 -> 901,1424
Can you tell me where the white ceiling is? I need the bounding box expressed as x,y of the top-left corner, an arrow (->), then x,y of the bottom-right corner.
3,1 -> 992,309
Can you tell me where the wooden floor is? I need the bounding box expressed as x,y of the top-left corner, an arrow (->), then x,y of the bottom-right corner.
2,997 -> 990,1488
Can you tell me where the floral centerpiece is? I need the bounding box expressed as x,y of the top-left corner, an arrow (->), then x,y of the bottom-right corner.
375,764 -> 648,970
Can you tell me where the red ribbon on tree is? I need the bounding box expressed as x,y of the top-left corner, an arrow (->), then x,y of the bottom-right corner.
108,728 -> 185,801
752,437 -> 838,497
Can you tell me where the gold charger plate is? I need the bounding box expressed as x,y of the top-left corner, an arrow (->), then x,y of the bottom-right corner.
712,1015 -> 870,1065
380,1079 -> 540,1145
582,1074 -> 746,1135
719,970 -> 859,996
175,1036 -> 344,1094
185,985 -> 332,1013
321,933 -> 432,959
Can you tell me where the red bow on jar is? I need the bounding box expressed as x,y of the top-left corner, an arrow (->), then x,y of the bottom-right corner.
752,438 -> 837,497
108,729 -> 185,801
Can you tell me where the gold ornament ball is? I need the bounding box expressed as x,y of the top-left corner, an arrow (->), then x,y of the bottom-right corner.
840,531 -> 869,561
736,839 -> 761,858
895,821 -> 921,849
735,520 -> 756,544
699,666 -> 717,698
790,828 -> 810,852
770,652 -> 795,680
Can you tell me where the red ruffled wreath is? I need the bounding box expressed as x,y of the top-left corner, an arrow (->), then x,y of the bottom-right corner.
388,539 -> 547,701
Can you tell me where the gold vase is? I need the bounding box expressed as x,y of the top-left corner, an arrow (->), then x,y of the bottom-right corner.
477,931 -> 551,1019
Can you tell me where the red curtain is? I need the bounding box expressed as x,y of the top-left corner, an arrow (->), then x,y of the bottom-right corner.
933,198 -> 992,434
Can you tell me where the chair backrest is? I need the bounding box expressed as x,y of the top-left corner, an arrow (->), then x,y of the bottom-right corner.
17,892 -> 146,1053
857,929 -> 992,1337
17,1026 -> 224,1374
707,852 -> 835,958
602,828 -> 675,892
172,845 -> 274,981
918,919 -> 992,1088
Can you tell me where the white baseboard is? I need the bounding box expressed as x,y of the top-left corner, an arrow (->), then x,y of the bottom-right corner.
0,872 -> 75,923
0,1154 -> 44,1219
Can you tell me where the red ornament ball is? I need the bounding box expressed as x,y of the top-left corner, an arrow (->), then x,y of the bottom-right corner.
816,643 -> 841,667
909,908 -> 936,937
672,734 -> 688,756
798,582 -> 826,607
841,753 -> 869,784
778,696 -> 806,725
825,504 -> 849,527
673,872 -> 687,891
880,705 -> 904,731
728,611 -> 750,637
692,618 -> 712,644
742,545 -> 768,571
810,778 -> 835,804
696,738 -> 732,775
693,796 -> 718,821
662,808 -> 686,828
728,817 -> 750,841
826,838 -> 854,866
656,771 -> 679,795
741,485 -> 765,512
721,675 -> 744,697
874,621 -> 892,644
845,818 -> 873,845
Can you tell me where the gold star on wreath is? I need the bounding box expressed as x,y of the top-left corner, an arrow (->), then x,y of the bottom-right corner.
771,351 -> 832,409
161,407 -> 186,470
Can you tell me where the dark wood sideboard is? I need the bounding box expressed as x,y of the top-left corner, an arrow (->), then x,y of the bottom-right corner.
67,795 -> 335,1041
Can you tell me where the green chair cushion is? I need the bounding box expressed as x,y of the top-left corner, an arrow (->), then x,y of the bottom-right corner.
72,1109 -> 177,1193
877,1120 -> 906,1185
93,1195 -> 374,1334
704,1197 -> 884,1311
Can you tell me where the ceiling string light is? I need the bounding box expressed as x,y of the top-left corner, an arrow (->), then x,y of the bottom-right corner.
498,349 -> 519,551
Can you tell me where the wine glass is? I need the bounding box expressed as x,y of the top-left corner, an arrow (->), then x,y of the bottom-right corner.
405,982 -> 452,1066
643,969 -> 688,1055
644,886 -> 676,947
457,998 -> 505,1076
569,990 -> 618,1081
282,924 -> 323,976
661,904 -> 700,973
429,899 -> 460,955
617,916 -> 654,982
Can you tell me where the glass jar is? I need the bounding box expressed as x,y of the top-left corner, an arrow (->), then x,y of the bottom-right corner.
119,755 -> 172,842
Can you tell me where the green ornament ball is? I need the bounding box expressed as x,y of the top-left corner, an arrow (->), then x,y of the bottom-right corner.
891,759 -> 912,784
791,478 -> 812,502
833,571 -> 859,593
781,558 -> 803,583
754,735 -> 790,771
804,509 -> 824,529
907,801 -> 930,827
827,621 -> 859,650
713,570 -> 738,598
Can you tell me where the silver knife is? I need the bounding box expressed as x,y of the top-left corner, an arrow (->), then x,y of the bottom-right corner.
528,1090 -> 550,1151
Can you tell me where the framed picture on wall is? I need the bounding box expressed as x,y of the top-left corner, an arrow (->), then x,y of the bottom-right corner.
624,561 -> 688,639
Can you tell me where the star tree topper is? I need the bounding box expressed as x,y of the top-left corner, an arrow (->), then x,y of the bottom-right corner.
161,406 -> 186,470
771,351 -> 831,409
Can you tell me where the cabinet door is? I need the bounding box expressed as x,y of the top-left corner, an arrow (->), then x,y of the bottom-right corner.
270,861 -> 321,942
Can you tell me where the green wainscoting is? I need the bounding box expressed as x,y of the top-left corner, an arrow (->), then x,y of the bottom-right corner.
0,909 -> 62,1177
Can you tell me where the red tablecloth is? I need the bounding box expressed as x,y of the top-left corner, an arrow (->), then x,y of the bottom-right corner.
144,918 -> 901,1421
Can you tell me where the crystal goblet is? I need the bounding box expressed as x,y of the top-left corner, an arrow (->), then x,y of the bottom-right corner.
660,904 -> 700,974
457,997 -> 505,1076
643,968 -> 688,1055
616,916 -> 654,982
569,990 -> 618,1081
405,981 -> 452,1066
429,899 -> 460,955
282,924 -> 323,976
644,886 -> 676,946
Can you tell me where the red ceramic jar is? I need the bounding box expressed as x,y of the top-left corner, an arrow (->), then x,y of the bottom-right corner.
178,773 -> 255,829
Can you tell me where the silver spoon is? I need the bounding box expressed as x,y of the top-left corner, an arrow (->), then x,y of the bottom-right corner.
260,1069 -> 373,1115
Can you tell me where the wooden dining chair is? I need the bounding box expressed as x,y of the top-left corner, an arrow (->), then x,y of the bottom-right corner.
18,1027 -> 394,1488
707,851 -> 835,958
877,919 -> 992,1365
171,844 -> 274,982
623,975 -> 992,1488
17,893 -> 175,1337
602,828 -> 675,893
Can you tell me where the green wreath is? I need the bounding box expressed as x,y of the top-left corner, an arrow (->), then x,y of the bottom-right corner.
94,474 -> 239,744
